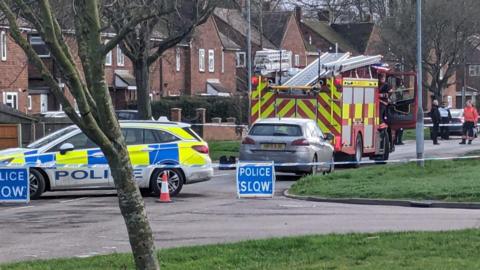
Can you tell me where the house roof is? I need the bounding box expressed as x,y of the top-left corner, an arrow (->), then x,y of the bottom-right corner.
218,31 -> 241,50
214,8 -> 275,49
302,20 -> 359,54
251,11 -> 292,48
331,23 -> 375,54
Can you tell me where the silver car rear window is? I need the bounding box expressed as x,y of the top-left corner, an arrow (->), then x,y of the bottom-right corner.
249,124 -> 302,136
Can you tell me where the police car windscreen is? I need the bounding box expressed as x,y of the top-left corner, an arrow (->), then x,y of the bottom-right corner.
27,126 -> 77,149
249,124 -> 302,137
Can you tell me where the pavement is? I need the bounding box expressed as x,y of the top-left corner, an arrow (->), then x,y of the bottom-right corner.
1,138 -> 480,263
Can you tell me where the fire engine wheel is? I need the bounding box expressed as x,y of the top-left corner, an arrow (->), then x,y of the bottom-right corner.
352,135 -> 363,168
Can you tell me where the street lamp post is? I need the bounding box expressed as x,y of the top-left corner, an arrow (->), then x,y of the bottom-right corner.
416,0 -> 425,167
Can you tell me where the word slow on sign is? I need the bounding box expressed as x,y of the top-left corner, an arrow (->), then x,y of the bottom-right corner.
236,163 -> 275,198
0,168 -> 29,202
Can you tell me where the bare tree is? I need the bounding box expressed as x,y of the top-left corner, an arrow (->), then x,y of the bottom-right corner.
0,0 -> 162,269
378,0 -> 480,100
104,0 -> 221,120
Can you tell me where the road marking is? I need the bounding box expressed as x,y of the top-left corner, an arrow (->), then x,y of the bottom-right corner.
0,205 -> 34,213
60,197 -> 88,204
213,173 -> 234,177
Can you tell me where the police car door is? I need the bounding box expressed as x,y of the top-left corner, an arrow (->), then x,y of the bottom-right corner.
47,132 -> 110,188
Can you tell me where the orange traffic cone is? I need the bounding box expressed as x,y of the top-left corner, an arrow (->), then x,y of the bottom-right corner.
156,172 -> 172,203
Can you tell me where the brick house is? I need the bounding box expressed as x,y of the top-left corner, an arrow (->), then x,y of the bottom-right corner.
157,16 -> 239,96
252,10 -> 314,69
0,27 -> 29,114
213,8 -> 276,92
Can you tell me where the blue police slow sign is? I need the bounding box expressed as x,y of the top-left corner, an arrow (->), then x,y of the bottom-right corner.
236,162 -> 275,198
0,167 -> 29,203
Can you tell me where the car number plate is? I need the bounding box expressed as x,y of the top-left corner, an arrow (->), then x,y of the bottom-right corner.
260,143 -> 286,150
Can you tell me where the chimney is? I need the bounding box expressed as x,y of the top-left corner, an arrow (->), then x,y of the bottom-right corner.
294,6 -> 302,22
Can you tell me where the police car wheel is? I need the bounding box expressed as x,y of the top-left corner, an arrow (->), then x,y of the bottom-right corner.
29,169 -> 45,200
150,169 -> 184,197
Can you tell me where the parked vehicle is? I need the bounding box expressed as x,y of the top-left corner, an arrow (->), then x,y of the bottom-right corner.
250,53 -> 418,165
0,121 -> 213,199
115,110 -> 140,120
239,118 -> 334,175
425,109 -> 479,136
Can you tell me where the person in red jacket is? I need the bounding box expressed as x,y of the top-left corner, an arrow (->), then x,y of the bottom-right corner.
460,100 -> 479,145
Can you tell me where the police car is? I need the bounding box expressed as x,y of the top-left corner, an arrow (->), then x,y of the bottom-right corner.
0,121 -> 213,199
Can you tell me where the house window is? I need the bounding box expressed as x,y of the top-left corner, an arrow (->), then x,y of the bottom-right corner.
0,31 -> 6,61
221,51 -> 224,73
208,49 -> 215,73
27,95 -> 32,110
236,52 -> 246,67
29,36 -> 50,58
198,49 -> 205,72
295,54 -> 300,66
175,48 -> 181,72
469,65 -> 480,77
105,41 -> 112,66
117,45 -> 124,67
3,92 -> 18,109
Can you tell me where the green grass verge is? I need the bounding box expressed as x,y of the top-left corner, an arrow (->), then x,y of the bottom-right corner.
3,229 -> 480,269
290,159 -> 480,202
207,140 -> 240,161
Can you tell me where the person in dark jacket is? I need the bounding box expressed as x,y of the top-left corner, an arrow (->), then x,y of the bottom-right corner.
430,100 -> 441,145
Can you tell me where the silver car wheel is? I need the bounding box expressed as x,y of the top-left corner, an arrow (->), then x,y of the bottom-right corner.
29,174 -> 39,195
156,169 -> 181,194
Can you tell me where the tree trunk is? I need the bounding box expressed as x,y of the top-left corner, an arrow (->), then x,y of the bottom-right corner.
134,59 -> 153,120
107,145 -> 160,270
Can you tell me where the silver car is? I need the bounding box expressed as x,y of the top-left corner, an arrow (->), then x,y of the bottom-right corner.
239,118 -> 334,175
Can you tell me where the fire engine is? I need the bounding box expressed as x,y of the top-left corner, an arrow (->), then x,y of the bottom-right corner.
249,52 -> 418,165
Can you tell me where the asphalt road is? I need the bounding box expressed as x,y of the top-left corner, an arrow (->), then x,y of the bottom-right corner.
1,138 -> 480,263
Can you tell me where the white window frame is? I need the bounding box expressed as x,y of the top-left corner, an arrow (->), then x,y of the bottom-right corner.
175,48 -> 181,72
208,49 -> 215,73
0,31 -> 6,61
27,95 -> 32,110
29,36 -> 50,58
295,54 -> 300,67
105,41 -> 112,66
116,45 -> 125,67
198,49 -> 205,72
2,92 -> 18,109
221,51 -> 225,73
469,65 -> 480,77
236,52 -> 246,67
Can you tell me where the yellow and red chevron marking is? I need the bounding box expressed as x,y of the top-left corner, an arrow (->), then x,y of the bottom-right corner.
296,99 -> 316,120
250,79 -> 276,123
276,98 -> 296,117
317,90 -> 341,135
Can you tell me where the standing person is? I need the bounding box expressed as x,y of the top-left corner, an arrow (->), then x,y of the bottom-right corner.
430,100 -> 441,145
460,100 -> 479,145
395,128 -> 404,145
379,74 -> 392,124
439,102 -> 452,140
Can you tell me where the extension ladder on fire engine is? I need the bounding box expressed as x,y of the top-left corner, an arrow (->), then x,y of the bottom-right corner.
283,53 -> 382,87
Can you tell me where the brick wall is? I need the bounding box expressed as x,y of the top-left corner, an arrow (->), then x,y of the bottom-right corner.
0,29 -> 29,114
281,14 -> 308,68
200,124 -> 246,141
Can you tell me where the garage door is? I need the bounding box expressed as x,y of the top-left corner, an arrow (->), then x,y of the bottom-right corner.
0,124 -> 20,150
